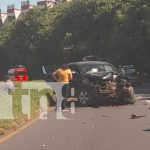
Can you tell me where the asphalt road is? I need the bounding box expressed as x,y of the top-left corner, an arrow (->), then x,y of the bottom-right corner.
0,83 -> 150,150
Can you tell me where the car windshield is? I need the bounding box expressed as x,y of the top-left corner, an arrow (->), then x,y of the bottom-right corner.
124,68 -> 136,75
80,63 -> 105,74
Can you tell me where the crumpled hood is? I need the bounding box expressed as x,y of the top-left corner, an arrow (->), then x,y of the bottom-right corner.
83,71 -> 112,78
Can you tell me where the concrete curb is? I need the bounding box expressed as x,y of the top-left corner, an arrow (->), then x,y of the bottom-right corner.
0,117 -> 39,144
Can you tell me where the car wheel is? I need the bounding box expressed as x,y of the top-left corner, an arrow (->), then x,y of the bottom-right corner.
78,89 -> 90,106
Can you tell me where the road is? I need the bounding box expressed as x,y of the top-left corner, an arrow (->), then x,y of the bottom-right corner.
0,83 -> 150,150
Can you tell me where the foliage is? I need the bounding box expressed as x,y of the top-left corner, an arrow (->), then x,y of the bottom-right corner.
0,0 -> 150,78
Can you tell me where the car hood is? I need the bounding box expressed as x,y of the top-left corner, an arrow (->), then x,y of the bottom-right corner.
83,71 -> 111,78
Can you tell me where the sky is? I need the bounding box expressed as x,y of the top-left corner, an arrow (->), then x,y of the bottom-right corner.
0,0 -> 38,12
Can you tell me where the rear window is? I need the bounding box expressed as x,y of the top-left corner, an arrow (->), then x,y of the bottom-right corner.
15,72 -> 27,76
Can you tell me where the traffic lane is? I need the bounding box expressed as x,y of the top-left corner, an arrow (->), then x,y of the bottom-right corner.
134,82 -> 150,100
134,82 -> 150,93
0,102 -> 150,150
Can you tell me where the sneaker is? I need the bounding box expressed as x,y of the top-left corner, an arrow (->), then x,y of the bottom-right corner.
62,109 -> 69,112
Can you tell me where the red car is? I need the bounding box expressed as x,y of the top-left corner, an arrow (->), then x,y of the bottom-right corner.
8,65 -> 28,81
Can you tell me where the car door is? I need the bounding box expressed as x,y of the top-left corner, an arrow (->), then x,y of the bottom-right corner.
69,64 -> 80,74
69,64 -> 81,86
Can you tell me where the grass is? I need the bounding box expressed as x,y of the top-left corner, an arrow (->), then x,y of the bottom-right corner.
0,81 -> 55,137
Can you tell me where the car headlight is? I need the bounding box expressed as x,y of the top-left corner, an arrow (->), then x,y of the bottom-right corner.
102,73 -> 112,80
113,75 -> 118,80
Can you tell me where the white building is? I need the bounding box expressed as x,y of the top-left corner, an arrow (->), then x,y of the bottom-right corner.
37,0 -> 57,9
21,0 -> 34,15
0,9 -> 7,24
7,4 -> 21,21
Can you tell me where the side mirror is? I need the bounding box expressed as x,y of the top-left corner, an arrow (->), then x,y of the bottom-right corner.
72,71 -> 79,77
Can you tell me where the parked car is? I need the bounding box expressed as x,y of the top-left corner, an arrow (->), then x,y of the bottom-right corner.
118,65 -> 141,86
8,65 -> 28,81
68,61 -> 135,106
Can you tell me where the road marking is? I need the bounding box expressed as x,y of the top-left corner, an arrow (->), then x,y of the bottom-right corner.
145,100 -> 150,104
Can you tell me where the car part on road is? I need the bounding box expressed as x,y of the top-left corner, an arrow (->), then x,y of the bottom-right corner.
130,114 -> 146,119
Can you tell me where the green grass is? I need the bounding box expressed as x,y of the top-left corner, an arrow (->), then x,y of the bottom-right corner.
0,81 -> 55,137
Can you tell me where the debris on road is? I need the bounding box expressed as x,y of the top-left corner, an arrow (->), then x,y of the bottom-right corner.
130,114 -> 146,119
41,144 -> 47,147
91,125 -> 94,129
102,115 -> 109,117
51,136 -> 55,139
82,121 -> 87,125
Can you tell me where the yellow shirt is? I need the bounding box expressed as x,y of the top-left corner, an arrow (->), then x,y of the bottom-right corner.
54,68 -> 72,83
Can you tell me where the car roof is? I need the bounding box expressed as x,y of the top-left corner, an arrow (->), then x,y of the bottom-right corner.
69,61 -> 109,65
119,66 -> 135,70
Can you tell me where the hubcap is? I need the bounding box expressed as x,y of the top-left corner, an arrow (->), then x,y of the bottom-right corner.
79,90 -> 89,105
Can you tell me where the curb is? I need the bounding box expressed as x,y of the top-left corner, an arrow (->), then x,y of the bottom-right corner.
0,117 -> 39,144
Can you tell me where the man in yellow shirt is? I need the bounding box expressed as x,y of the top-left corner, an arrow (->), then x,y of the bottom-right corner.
53,64 -> 73,110
53,64 -> 72,83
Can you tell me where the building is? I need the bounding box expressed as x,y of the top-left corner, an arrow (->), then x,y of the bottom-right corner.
7,4 -> 21,22
37,0 -> 56,9
0,9 -> 7,24
21,0 -> 35,15
0,0 -> 72,25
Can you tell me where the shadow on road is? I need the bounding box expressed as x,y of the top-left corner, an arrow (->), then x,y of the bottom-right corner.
134,82 -> 150,101
69,100 -> 133,109
143,129 -> 150,132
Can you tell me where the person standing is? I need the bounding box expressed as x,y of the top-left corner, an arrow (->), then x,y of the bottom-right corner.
1,75 -> 15,93
52,64 -> 72,111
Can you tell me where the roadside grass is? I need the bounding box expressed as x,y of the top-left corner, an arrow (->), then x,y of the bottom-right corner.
0,81 -> 56,137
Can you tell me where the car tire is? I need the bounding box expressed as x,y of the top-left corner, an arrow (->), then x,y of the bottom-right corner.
78,88 -> 91,106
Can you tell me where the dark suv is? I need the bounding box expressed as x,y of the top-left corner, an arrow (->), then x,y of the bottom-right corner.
68,61 -> 135,106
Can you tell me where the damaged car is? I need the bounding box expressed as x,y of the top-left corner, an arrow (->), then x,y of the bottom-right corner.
68,61 -> 136,106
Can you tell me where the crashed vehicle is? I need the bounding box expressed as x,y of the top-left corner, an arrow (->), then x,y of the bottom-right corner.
68,61 -> 136,106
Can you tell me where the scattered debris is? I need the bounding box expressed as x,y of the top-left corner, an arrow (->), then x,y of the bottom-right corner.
41,144 -> 47,147
102,115 -> 109,117
82,121 -> 86,125
91,125 -> 94,129
130,114 -> 146,119
143,129 -> 150,132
